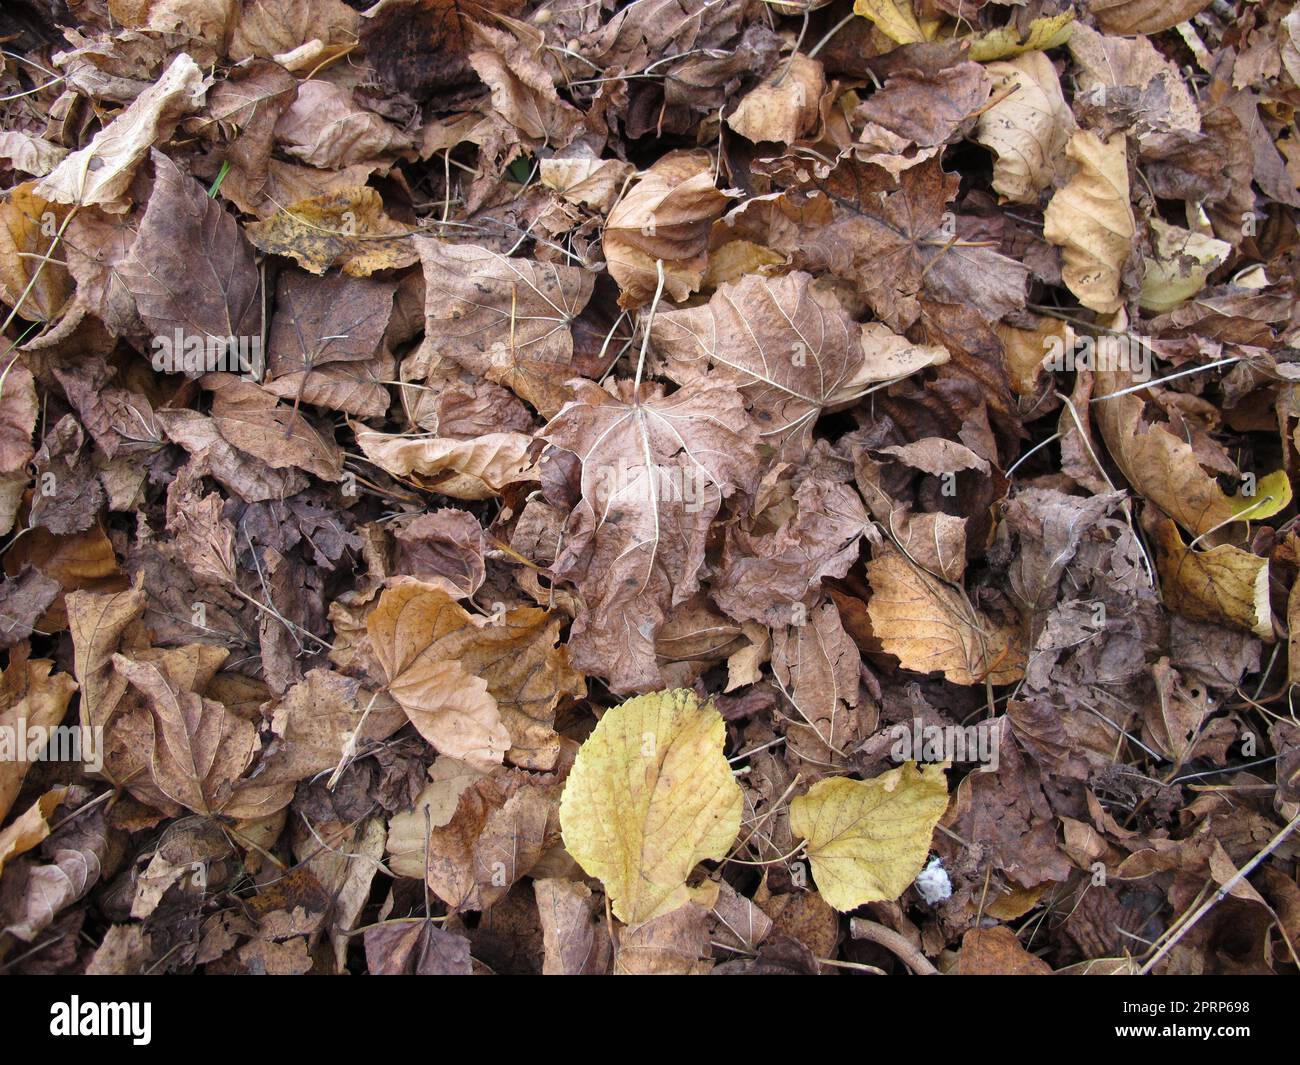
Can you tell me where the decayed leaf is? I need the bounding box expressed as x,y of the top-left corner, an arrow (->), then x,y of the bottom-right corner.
866,545 -> 1026,685
415,236 -> 594,417
1139,219 -> 1232,313
1094,370 -> 1291,538
535,877 -> 612,975
789,762 -> 948,912
771,599 -> 864,765
602,153 -> 735,308
559,689 -> 743,924
542,379 -> 760,692
974,53 -> 1074,205
37,53 -> 208,210
1153,519 -> 1272,641
365,579 -> 510,770
1043,131 -> 1134,314
540,151 -> 635,213
0,357 -> 39,474
245,187 -> 417,276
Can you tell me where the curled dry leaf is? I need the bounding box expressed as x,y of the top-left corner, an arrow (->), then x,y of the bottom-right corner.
1153,518 -> 1273,641
354,427 -> 538,500
1094,370 -> 1290,538
1042,131 -> 1135,314
602,153 -> 735,308
559,689 -> 743,924
366,578 -> 510,771
974,52 -> 1074,205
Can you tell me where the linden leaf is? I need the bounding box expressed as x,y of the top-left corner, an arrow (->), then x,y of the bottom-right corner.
558,688 -> 743,924
246,187 -> 417,277
1139,218 -> 1232,313
1094,369 -> 1291,537
1153,518 -> 1273,640
789,762 -> 949,912
866,545 -> 1026,685
1043,131 -> 1135,313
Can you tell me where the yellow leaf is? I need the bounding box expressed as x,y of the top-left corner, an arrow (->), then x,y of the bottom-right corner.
789,763 -> 949,912
1139,218 -> 1231,313
1095,370 -> 1291,537
852,0 -> 925,45
866,545 -> 1026,685
1153,518 -> 1273,640
968,12 -> 1075,62
559,688 -> 743,924
1043,131 -> 1134,313
245,187 -> 417,276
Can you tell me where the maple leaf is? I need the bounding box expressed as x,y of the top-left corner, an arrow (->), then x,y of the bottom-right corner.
542,377 -> 760,692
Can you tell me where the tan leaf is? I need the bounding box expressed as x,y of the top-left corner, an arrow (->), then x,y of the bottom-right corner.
602,152 -> 735,308
365,578 -> 510,770
540,150 -> 635,213
0,658 -> 77,822
1153,518 -> 1272,640
66,577 -> 146,738
0,183 -> 73,322
559,688 -> 743,924
36,54 -> 208,210
111,653 -> 264,818
273,80 -> 415,171
771,599 -> 864,766
866,544 -> 1026,685
974,53 -> 1074,205
0,357 -> 39,474
0,788 -> 65,877
1094,369 -> 1291,537
726,54 -> 825,145
789,762 -> 949,911
353,427 -> 537,500
1043,131 -> 1135,313
1087,0 -> 1213,37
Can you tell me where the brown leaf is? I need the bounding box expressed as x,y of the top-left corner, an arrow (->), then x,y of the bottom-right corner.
602,152 -> 735,308
118,151 -> 262,363
542,378 -> 761,692
415,236 -> 594,417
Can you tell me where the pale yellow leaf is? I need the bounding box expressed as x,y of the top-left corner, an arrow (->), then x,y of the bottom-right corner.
789,763 -> 948,912
559,688 -> 743,924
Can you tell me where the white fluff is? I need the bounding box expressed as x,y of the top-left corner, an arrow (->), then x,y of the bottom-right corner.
914,856 -> 952,905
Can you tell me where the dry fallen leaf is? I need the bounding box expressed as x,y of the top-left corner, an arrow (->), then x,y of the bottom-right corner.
559,689 -> 743,924
866,545 -> 1026,685
789,762 -> 948,912
1043,131 -> 1135,314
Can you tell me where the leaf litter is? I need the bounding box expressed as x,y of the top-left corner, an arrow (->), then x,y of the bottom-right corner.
0,0 -> 1297,977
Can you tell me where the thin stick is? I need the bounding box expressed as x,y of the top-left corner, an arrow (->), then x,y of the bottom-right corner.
849,918 -> 940,975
